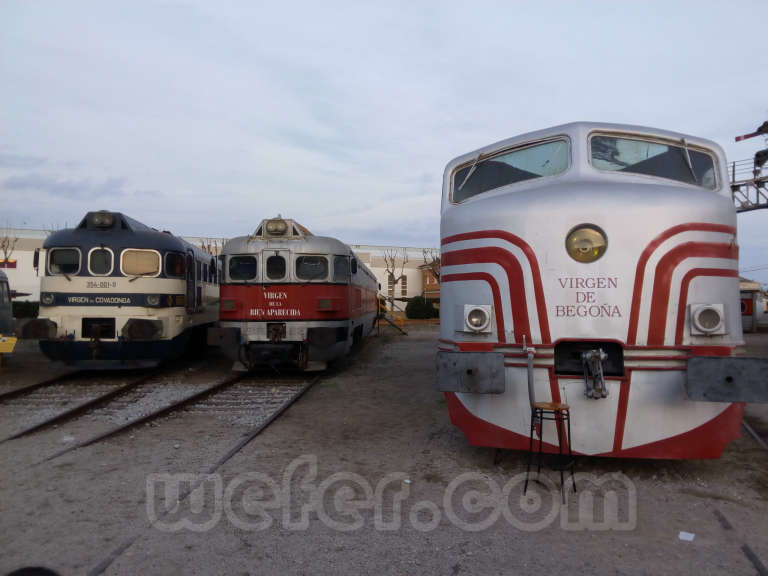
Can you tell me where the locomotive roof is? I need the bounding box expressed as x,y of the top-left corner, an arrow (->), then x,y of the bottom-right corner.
221,233 -> 354,256
448,122 -> 726,165
222,217 -> 354,256
0,269 -> 7,282
43,211 -> 211,259
444,121 -> 730,194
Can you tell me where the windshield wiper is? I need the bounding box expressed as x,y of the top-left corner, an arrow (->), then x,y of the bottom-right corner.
681,138 -> 698,184
458,153 -> 484,192
300,270 -> 327,286
129,271 -> 156,283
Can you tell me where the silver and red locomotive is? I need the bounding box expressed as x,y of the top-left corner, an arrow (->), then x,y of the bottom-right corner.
438,122 -> 766,459
210,217 -> 378,370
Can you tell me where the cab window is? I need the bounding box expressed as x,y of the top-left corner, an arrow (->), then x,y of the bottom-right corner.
48,248 -> 81,275
296,256 -> 328,281
590,135 -> 717,189
88,248 -> 113,276
267,255 -> 286,280
121,250 -> 161,277
165,252 -> 186,278
229,256 -> 257,281
0,282 -> 9,305
333,256 -> 350,282
452,138 -> 569,203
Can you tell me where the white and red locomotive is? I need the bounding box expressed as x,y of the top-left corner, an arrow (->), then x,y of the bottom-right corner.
210,217 -> 378,370
438,122 -> 767,459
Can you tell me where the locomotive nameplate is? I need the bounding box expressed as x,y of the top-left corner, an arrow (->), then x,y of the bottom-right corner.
40,292 -> 183,307
554,276 -> 623,318
248,289 -> 302,319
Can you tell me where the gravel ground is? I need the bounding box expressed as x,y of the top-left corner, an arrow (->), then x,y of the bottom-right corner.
0,328 -> 767,575
183,380 -> 308,427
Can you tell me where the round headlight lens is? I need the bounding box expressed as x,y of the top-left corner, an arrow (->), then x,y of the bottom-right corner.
91,211 -> 114,228
146,294 -> 161,306
266,219 -> 288,235
467,307 -> 489,330
694,307 -> 722,332
565,225 -> 607,263
41,292 -> 54,306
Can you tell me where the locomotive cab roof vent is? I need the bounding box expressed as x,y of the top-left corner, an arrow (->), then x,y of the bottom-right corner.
254,216 -> 313,239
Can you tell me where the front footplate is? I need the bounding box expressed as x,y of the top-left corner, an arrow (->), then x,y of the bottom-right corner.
436,351 -> 505,394
687,356 -> 768,402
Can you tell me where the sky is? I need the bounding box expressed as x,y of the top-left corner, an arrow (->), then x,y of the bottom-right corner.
1,0 -> 767,283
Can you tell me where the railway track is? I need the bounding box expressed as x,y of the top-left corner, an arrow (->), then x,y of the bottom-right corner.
0,370 -> 80,403
0,371 -> 155,443
23,370 -> 317,466
38,371 -> 250,463
2,365 -> 325,574
0,363 -> 208,443
88,371 -> 321,576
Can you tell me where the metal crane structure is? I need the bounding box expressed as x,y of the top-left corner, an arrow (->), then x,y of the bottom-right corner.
731,121 -> 768,213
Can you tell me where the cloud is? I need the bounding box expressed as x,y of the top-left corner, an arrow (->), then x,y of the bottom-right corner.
2,173 -> 126,199
0,152 -> 46,168
0,0 -> 766,254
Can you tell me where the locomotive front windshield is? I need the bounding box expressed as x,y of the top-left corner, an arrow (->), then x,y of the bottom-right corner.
165,252 -> 186,278
49,248 -> 80,275
452,138 -> 569,203
122,250 -> 161,277
296,256 -> 328,281
229,256 -> 257,281
590,135 -> 717,189
266,255 -> 286,280
333,256 -> 350,282
89,248 -> 112,275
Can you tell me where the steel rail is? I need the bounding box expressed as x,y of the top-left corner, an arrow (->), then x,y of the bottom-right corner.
88,372 -> 322,576
42,372 -> 250,463
0,371 -> 159,443
0,370 -> 80,403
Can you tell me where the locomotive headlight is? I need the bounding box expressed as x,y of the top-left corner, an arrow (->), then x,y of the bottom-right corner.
89,211 -> 114,228
690,304 -> 726,335
40,292 -> 55,306
565,225 -> 607,263
266,219 -> 288,236
464,304 -> 492,333
145,294 -> 161,306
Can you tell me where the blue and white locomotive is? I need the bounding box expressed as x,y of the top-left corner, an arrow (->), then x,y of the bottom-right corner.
23,211 -> 219,368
